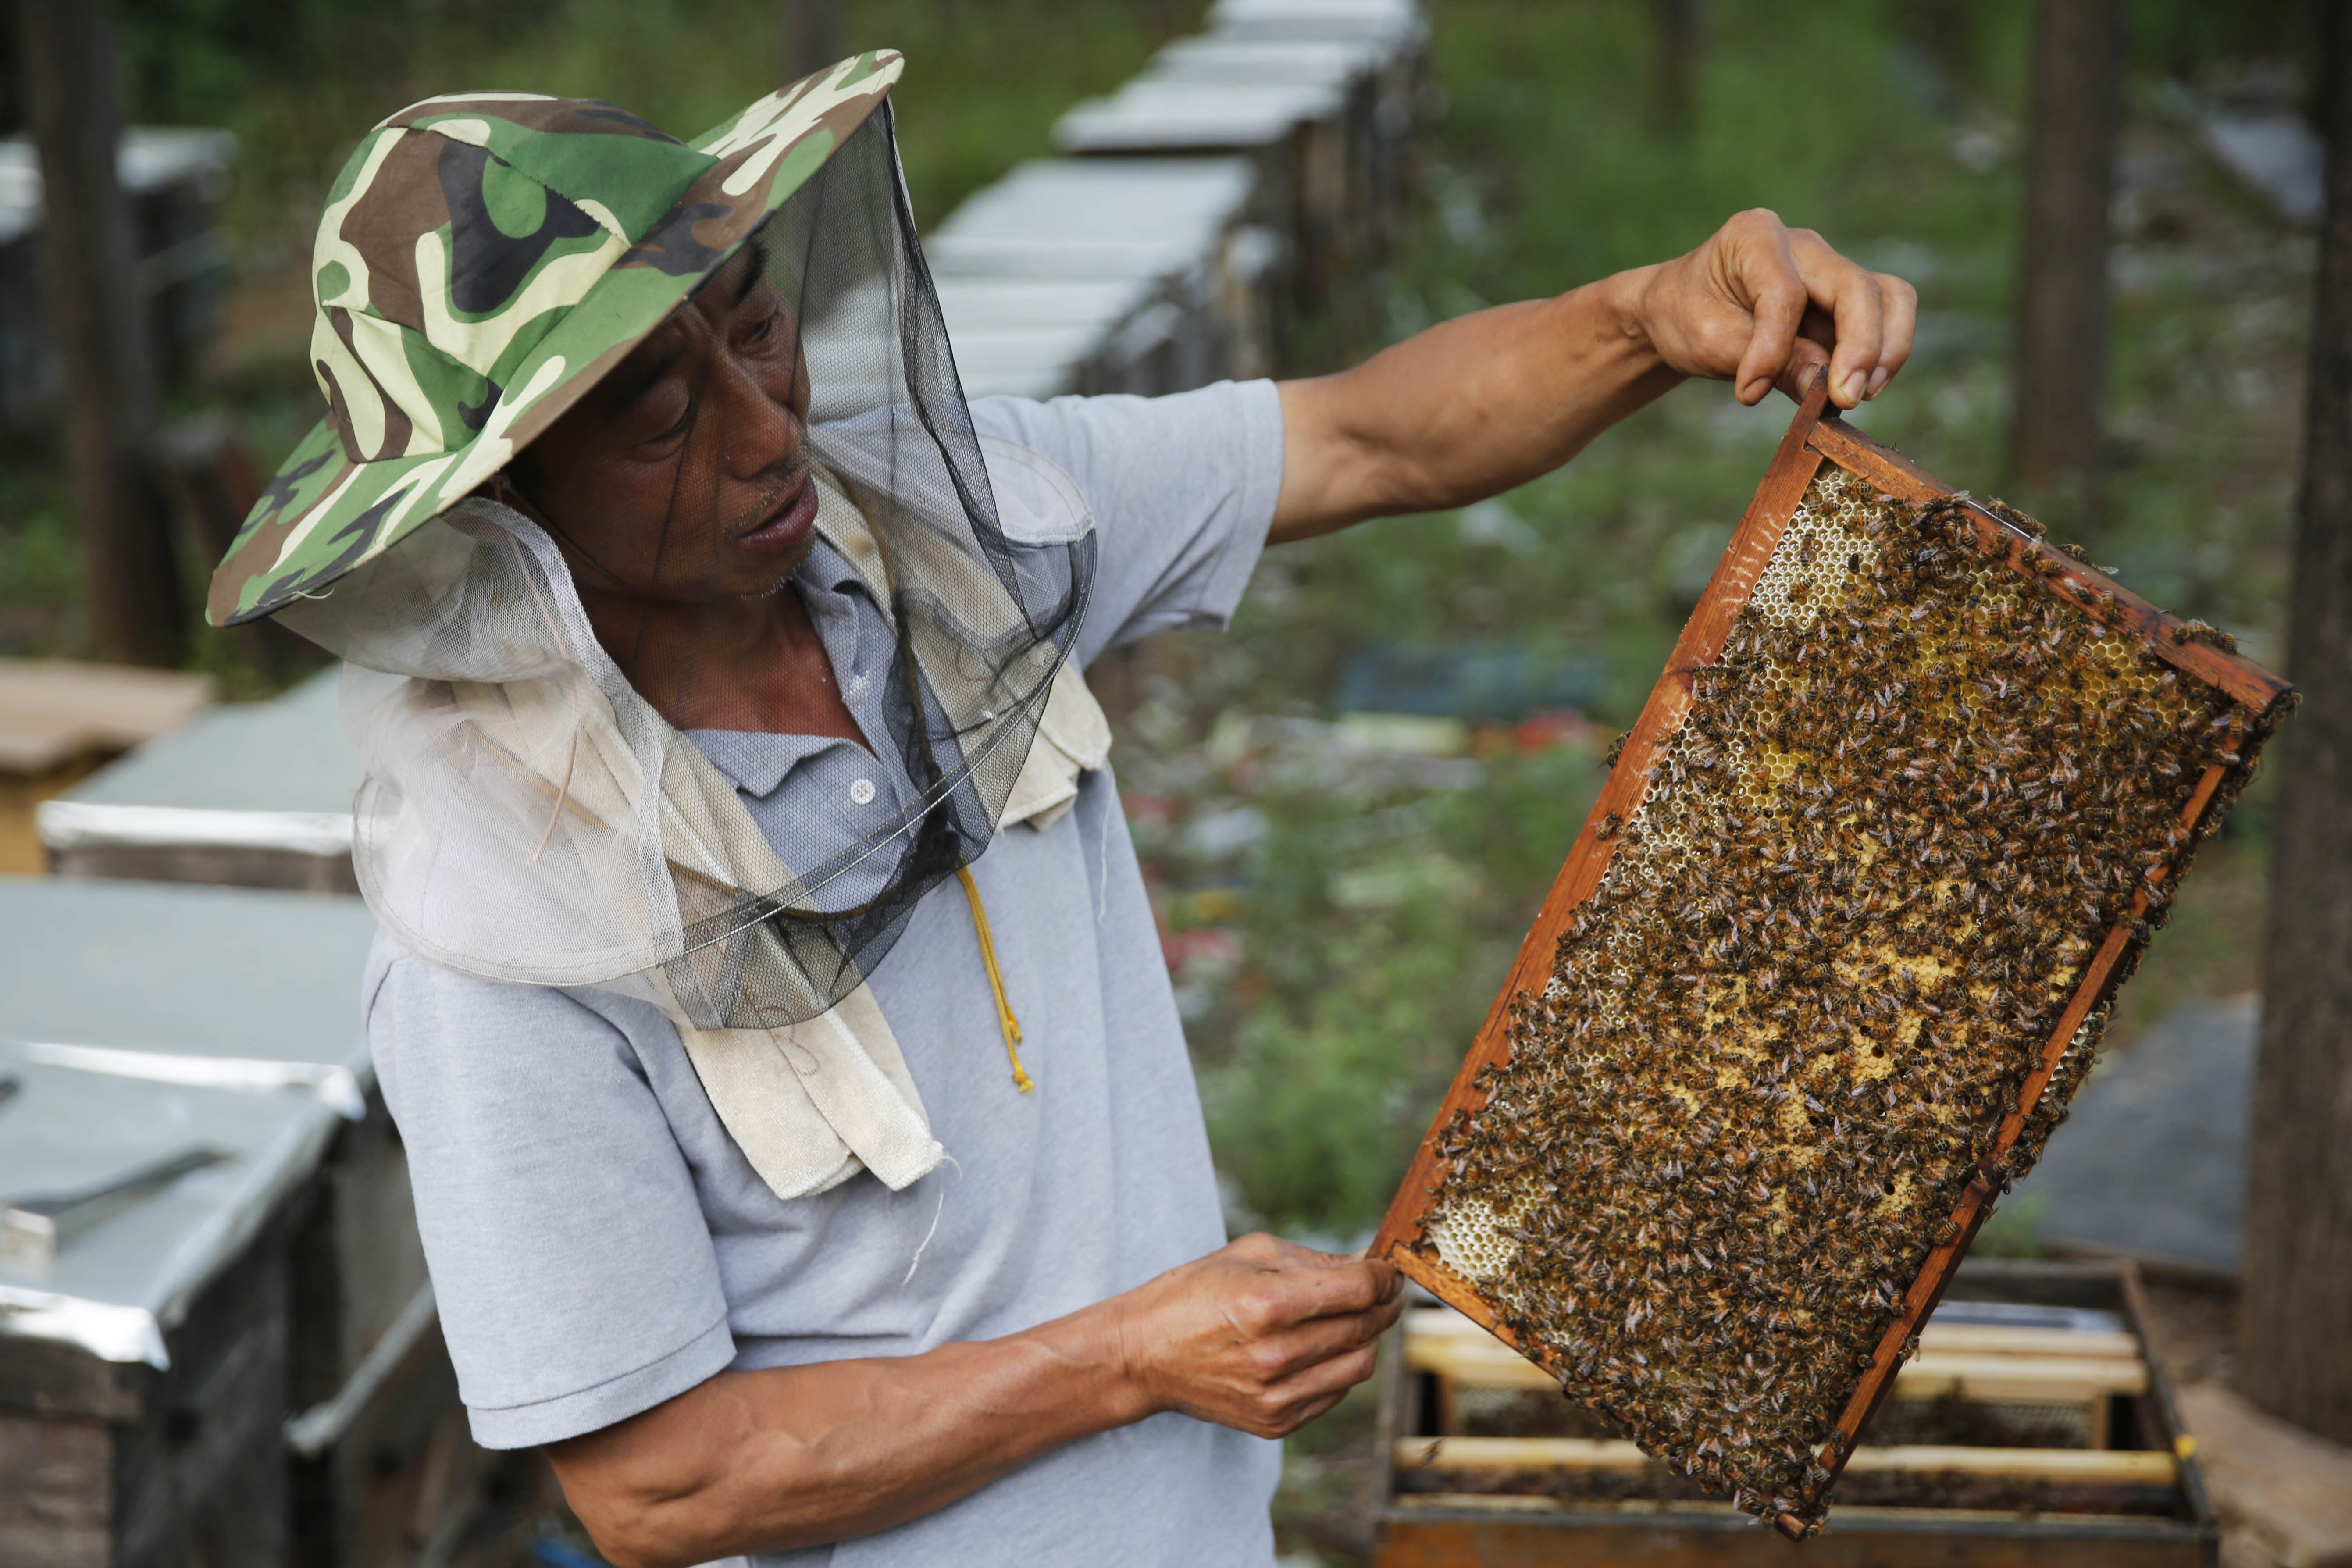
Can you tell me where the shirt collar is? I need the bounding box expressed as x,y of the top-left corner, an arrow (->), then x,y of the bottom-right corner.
680,540 -> 884,799
803,535 -> 873,599
684,727 -> 849,798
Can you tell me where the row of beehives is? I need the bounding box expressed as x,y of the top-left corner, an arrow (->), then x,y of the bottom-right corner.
0,0 -> 1427,431
930,0 -> 1429,403
0,661 -> 448,1566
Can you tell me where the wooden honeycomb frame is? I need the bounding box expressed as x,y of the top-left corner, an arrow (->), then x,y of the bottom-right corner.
1370,373 -> 2292,1538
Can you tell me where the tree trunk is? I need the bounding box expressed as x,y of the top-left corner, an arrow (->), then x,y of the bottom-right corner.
2241,0 -> 2352,1447
1651,0 -> 1704,137
16,0 -> 185,666
2009,0 -> 2127,511
783,0 -> 845,84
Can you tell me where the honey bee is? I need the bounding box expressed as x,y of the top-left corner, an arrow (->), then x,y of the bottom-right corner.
2170,619 -> 2240,652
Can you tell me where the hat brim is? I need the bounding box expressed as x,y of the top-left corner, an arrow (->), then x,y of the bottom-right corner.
209,51 -> 903,628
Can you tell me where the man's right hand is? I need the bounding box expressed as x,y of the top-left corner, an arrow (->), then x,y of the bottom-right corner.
1106,1233 -> 1404,1438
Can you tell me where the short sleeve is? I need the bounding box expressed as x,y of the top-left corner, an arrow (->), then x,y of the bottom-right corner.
364,934 -> 736,1449
972,380 -> 1284,666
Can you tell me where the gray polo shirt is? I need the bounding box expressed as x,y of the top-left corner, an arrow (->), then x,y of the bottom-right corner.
682,534 -> 923,916
364,381 -> 1286,1568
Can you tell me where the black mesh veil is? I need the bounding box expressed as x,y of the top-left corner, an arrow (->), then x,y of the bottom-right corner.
281,103 -> 1096,1031
647,104 -> 1095,1025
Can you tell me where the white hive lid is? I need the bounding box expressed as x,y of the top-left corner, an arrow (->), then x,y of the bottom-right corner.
1205,0 -> 1428,46
1054,77 -> 1349,154
1147,34 -> 1386,88
0,879 -> 381,1364
933,274 -> 1163,333
927,158 -> 1256,279
39,666 -> 358,859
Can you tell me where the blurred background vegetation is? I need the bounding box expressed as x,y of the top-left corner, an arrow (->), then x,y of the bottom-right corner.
0,0 -> 1209,665
1174,0 -> 2314,1244
0,2 -> 2327,1557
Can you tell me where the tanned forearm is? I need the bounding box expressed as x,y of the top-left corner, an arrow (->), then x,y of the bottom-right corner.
548,1234 -> 1399,1568
1270,210 -> 1919,542
552,1307 -> 1140,1567
1272,268 -> 1675,541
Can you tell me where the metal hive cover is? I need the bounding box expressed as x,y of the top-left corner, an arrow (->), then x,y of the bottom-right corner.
1372,376 -> 2293,1536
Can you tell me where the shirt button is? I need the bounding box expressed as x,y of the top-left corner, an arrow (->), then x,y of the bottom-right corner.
849,777 -> 877,806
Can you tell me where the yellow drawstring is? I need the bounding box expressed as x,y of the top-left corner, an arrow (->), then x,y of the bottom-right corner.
955,865 -> 1033,1092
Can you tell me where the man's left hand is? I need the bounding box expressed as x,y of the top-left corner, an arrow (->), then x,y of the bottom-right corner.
1627,209 -> 1917,411
1273,211 -> 1918,540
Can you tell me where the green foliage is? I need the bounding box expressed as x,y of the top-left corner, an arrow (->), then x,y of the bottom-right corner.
0,458 -> 82,655
122,0 -> 1202,246
2127,0 -> 2317,82
1422,1 -> 2014,304
1971,1194 -> 2050,1259
1203,744 -> 1601,1233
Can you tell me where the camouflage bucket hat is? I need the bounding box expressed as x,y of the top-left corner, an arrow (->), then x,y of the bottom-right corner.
207,52 -> 903,627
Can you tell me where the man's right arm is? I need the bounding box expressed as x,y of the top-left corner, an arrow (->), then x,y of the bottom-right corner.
546,1233 -> 1400,1568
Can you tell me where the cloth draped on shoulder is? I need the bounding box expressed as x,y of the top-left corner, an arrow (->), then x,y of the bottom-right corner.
286,435 -> 1107,1200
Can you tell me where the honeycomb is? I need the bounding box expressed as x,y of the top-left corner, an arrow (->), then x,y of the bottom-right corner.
1411,461 -> 2286,1528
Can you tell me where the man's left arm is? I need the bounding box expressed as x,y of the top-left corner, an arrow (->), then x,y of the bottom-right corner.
1272,209 -> 1917,542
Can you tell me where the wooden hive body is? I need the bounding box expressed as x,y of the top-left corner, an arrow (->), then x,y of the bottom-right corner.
1371,375 -> 2293,1537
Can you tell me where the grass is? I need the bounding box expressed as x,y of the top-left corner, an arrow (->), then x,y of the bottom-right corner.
0,454 -> 81,655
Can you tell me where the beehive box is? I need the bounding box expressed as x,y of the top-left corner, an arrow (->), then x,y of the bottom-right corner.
1051,77 -> 1351,307
39,666 -> 360,894
0,880 -> 464,1568
932,275 -> 1173,401
924,157 -> 1278,385
1199,0 -> 1432,242
1140,36 -> 1394,262
1371,375 -> 2291,1537
1376,1259 -> 2220,1566
0,659 -> 212,876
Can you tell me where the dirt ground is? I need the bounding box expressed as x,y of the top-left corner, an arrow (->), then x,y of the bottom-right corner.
2134,1281 -> 2352,1568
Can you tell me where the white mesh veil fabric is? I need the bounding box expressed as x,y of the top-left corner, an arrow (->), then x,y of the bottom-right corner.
279,104 -> 1097,1042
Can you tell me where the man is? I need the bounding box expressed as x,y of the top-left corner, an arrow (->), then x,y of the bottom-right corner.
210,53 -> 1911,1568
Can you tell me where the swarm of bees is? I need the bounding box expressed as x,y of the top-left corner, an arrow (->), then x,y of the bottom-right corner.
1408,464 -> 2289,1530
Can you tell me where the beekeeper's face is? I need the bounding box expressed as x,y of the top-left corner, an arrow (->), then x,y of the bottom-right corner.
519,243 -> 818,604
